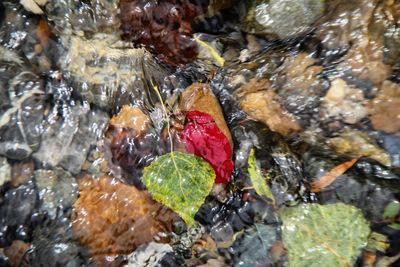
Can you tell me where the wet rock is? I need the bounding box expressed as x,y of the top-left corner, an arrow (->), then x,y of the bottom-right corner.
236,78 -> 301,136
0,2 -> 4,24
109,105 -> 150,133
34,168 -> 78,219
367,0 -> 400,66
3,240 -> 30,267
0,51 -> 46,160
303,149 -> 400,221
344,41 -> 390,85
120,0 -> 208,66
72,175 -> 178,260
0,181 -> 38,246
46,1 -> 157,100
207,0 -> 235,14
179,83 -> 233,147
55,34 -> 167,110
20,0 -> 47,14
81,144 -> 111,178
171,223 -> 205,259
11,160 -> 34,187
0,157 -> 11,187
193,33 -> 226,70
231,120 -> 304,205
228,224 -> 283,267
321,78 -> 369,124
125,242 -> 173,267
45,0 -> 120,35
327,129 -> 391,167
378,133 -> 400,168
369,80 -> 400,134
29,213 -> 90,267
275,53 -> 326,124
107,106 -> 158,186
33,101 -> 109,175
197,190 -> 280,239
189,234 -> 219,262
243,0 -> 324,39
195,258 -> 229,267
314,0 -> 371,45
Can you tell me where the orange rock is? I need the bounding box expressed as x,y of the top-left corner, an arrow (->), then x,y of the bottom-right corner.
4,240 -> 30,267
370,80 -> 400,133
180,83 -> 233,147
11,160 -> 34,187
109,105 -> 150,133
72,175 -> 177,259
345,42 -> 390,85
284,53 -> 323,90
237,78 -> 301,136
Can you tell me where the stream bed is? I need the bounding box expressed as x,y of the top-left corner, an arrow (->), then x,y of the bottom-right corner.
0,0 -> 400,266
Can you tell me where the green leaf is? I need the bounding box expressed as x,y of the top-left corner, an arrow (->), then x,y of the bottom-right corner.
367,232 -> 390,253
248,148 -> 275,203
280,203 -> 370,267
382,201 -> 400,219
143,151 -> 215,225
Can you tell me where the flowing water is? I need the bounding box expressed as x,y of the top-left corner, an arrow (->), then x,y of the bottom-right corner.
0,0 -> 399,266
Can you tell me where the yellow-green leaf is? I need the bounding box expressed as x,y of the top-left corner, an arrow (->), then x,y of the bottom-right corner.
248,148 -> 275,204
280,203 -> 370,267
143,151 -> 215,225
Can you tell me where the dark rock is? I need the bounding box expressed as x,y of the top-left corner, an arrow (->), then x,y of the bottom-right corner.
0,181 -> 38,246
303,149 -> 400,221
28,213 -> 90,267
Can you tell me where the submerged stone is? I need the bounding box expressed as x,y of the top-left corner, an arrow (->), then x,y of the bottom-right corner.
72,175 -> 178,262
34,168 -> 78,219
0,181 -> 38,246
243,0 -> 324,39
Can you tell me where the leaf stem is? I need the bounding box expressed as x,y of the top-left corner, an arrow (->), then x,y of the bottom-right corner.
151,83 -> 187,198
151,84 -> 174,153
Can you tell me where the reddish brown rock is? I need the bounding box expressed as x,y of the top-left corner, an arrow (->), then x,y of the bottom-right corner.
370,80 -> 400,133
11,160 -> 34,187
72,175 -> 178,259
4,240 -> 30,267
236,78 -> 301,136
119,0 -> 208,66
109,105 -> 150,133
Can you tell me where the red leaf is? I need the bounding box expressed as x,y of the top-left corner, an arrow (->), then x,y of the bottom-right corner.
180,111 -> 234,183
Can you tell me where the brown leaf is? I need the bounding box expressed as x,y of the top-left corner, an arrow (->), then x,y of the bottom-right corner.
311,158 -> 358,192
180,83 -> 233,147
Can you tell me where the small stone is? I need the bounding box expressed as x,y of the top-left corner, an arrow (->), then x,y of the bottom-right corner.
33,102 -> 109,175
370,80 -> 400,133
0,181 -> 37,245
322,78 -> 369,124
325,79 -> 347,101
328,129 -> 392,166
3,240 -> 30,267
125,242 -> 173,267
244,0 -> 324,39
0,157 -> 11,187
11,160 -> 34,187
109,105 -> 150,133
237,78 -> 301,136
34,168 -> 78,219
